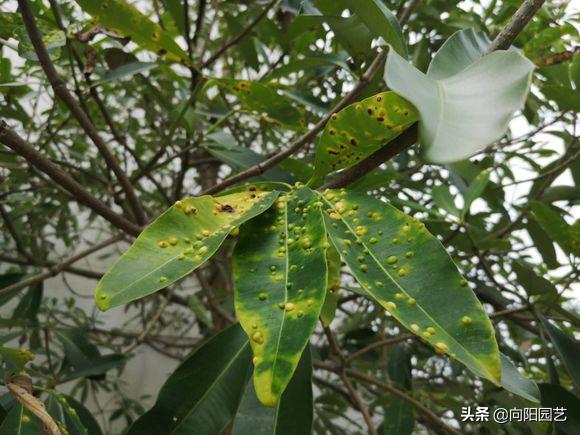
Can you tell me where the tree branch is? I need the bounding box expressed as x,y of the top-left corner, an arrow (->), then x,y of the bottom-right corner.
485,0 -> 546,52
0,235 -> 122,296
0,123 -> 141,236
17,0 -> 147,225
200,0 -> 278,69
202,49 -> 389,195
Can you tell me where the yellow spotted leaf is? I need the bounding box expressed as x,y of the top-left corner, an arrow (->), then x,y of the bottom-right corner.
74,0 -> 189,63
233,187 -> 327,407
320,189 -> 501,383
95,190 -> 279,310
313,91 -> 418,178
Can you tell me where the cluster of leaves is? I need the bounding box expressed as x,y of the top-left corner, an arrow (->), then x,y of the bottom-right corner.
0,0 -> 578,434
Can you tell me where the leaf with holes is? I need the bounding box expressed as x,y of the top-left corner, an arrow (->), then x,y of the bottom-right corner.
95,189 -> 279,310
74,0 -> 189,62
313,92 -> 418,179
233,187 -> 327,407
214,79 -> 305,128
127,324 -> 251,435
319,189 -> 500,383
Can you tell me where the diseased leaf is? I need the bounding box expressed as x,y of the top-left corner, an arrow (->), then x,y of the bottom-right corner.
0,403 -> 42,435
384,28 -> 534,164
500,353 -> 540,402
73,0 -> 189,62
539,316 -> 580,390
95,190 -> 279,310
128,324 -> 252,435
313,92 -> 418,178
320,189 -> 500,383
343,0 -> 407,56
234,187 -> 327,407
320,244 -> 341,327
231,348 -> 313,435
214,79 -> 304,128
0,346 -> 35,372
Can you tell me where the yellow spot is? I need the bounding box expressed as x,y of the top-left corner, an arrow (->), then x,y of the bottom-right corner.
177,253 -> 185,260
410,323 -> 420,332
230,227 -> 240,237
297,310 -> 304,318
402,225 -> 410,233
253,356 -> 259,365
422,331 -> 431,340
426,327 -> 436,335
158,241 -> 169,248
355,226 -> 367,236
434,342 -> 448,354
194,255 -> 202,262
369,237 -> 378,244
405,251 -> 414,258
258,293 -> 267,301
407,297 -> 416,306
398,268 -> 407,277
175,200 -> 184,208
385,301 -> 397,311
460,279 -> 468,287
198,246 -> 208,255
159,276 -> 167,283
202,230 -> 210,237
285,303 -> 295,312
169,237 -> 178,246
461,316 -> 473,325
307,299 -> 313,307
395,293 -> 405,300
252,331 -> 264,345
386,256 -> 398,264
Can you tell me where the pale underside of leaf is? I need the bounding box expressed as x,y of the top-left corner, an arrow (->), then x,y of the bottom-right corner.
95,190 -> 279,310
234,187 -> 327,407
319,189 -> 500,383
384,29 -> 534,164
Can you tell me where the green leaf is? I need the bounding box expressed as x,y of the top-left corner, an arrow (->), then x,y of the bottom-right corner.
92,61 -> 157,86
204,132 -> 293,183
539,316 -> 580,390
127,324 -> 252,435
539,384 -> 580,435
531,200 -> 579,256
542,84 -> 580,112
313,92 -> 418,178
233,187 -> 328,406
499,353 -> 540,402
526,217 -> 559,269
320,189 -> 500,383
231,348 -> 313,435
461,170 -> 490,218
214,79 -> 304,128
343,0 -> 407,57
73,0 -> 189,62
0,403 -> 42,435
380,347 -> 414,435
511,261 -> 558,297
61,394 -> 103,435
320,243 -> 341,327
0,346 -> 35,372
267,52 -> 354,81
384,28 -> 534,164
431,185 -> 461,218
12,282 -> 42,323
45,390 -> 92,435
95,189 -> 279,310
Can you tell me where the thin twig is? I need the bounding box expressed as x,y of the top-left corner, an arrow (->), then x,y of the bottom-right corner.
0,235 -> 122,296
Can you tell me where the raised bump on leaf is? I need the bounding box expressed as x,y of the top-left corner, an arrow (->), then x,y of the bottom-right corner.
319,189 -> 501,383
95,190 -> 279,310
233,187 -> 327,407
